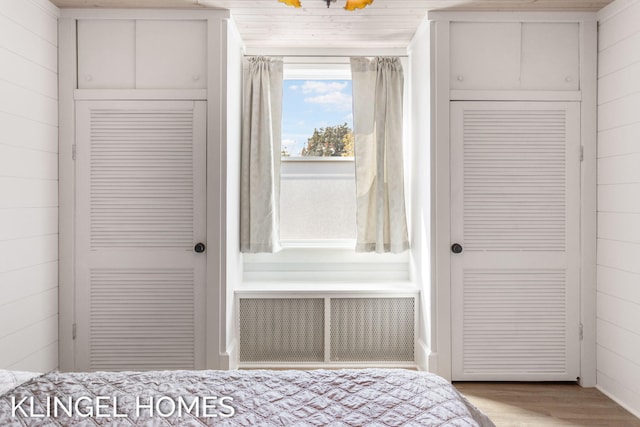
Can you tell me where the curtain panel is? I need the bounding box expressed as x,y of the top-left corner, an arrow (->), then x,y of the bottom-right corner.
350,57 -> 410,253
240,56 -> 283,253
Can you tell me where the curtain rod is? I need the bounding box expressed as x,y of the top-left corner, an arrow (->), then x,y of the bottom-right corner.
243,49 -> 409,58
246,54 -> 409,58
280,54 -> 408,57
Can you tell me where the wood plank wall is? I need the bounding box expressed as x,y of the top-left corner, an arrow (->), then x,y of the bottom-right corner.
0,0 -> 59,372
596,0 -> 640,417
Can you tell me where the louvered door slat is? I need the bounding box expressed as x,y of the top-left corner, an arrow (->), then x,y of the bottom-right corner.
463,269 -> 567,374
451,102 -> 580,381
90,108 -> 195,250
75,100 -> 206,372
463,109 -> 566,252
89,269 -> 195,371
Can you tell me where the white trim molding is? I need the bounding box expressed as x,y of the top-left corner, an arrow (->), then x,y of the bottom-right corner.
578,18 -> 598,388
428,11 -> 597,22
73,89 -> 208,100
58,17 -> 77,373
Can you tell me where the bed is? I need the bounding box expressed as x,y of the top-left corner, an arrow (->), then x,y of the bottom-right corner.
0,368 -> 494,426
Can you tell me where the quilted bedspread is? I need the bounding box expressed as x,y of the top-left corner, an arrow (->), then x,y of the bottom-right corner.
0,369 -> 494,426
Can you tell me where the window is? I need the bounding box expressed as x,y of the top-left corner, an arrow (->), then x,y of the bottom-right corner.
279,64 -> 356,246
281,79 -> 354,158
242,62 -> 410,282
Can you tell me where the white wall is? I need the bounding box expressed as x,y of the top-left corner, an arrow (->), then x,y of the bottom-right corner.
224,19 -> 244,368
596,0 -> 640,417
408,19 -> 432,372
0,0 -> 59,372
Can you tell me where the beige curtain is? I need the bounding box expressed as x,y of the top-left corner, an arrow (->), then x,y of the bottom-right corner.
350,57 -> 409,253
240,56 -> 283,253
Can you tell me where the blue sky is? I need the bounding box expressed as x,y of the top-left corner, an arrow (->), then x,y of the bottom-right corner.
282,80 -> 353,156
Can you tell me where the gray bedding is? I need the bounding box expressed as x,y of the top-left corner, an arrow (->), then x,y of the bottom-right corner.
0,368 -> 494,426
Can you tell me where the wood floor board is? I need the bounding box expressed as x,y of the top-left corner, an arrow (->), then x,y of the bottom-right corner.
454,382 -> 640,427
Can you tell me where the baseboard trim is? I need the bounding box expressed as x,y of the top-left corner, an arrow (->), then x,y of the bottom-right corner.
596,384 -> 640,420
219,339 -> 239,370
416,339 -> 438,373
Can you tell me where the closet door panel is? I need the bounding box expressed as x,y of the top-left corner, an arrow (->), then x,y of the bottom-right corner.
450,101 -> 581,381
75,100 -> 207,371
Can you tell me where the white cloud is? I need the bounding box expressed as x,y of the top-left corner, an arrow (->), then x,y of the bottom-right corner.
301,81 -> 348,94
304,91 -> 352,111
289,84 -> 299,90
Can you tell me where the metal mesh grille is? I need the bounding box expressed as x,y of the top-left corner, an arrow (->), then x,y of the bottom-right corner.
239,298 -> 325,362
330,298 -> 415,362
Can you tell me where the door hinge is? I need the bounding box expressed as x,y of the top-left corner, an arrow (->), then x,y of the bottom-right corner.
72,323 -> 77,340
580,145 -> 584,162
579,323 -> 584,341
72,144 -> 76,160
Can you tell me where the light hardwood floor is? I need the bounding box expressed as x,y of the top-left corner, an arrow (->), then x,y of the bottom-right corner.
454,382 -> 640,427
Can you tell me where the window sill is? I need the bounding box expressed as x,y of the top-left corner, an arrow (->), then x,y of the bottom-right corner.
281,156 -> 354,162
236,280 -> 419,297
243,247 -> 411,282
279,239 -> 356,249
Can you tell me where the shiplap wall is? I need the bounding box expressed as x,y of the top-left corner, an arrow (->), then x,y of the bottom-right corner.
597,0 -> 640,417
0,0 -> 59,372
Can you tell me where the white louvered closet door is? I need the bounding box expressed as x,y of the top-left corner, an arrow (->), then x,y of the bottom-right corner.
450,101 -> 580,381
75,100 -> 206,371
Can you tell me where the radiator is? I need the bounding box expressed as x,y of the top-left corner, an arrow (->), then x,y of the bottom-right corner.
239,297 -> 416,364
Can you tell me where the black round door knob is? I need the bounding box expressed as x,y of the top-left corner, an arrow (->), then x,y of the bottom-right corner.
194,243 -> 206,253
451,243 -> 463,254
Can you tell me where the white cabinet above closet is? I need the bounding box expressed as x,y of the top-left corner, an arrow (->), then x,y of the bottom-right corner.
78,19 -> 207,89
450,22 -> 580,91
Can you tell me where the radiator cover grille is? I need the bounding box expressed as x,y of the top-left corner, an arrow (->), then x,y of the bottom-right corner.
239,297 -> 415,364
239,298 -> 325,362
330,298 -> 415,362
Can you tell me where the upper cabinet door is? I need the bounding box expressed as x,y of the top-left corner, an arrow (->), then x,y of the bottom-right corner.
136,20 -> 207,89
77,20 -> 207,90
78,20 -> 136,89
450,22 -> 580,91
450,22 -> 522,91
521,23 -> 580,91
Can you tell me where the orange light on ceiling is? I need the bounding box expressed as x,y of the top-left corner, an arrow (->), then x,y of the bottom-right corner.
279,0 -> 302,7
344,0 -> 373,10
278,0 -> 373,10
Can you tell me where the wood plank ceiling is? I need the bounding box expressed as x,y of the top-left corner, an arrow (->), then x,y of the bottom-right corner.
50,0 -> 613,52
